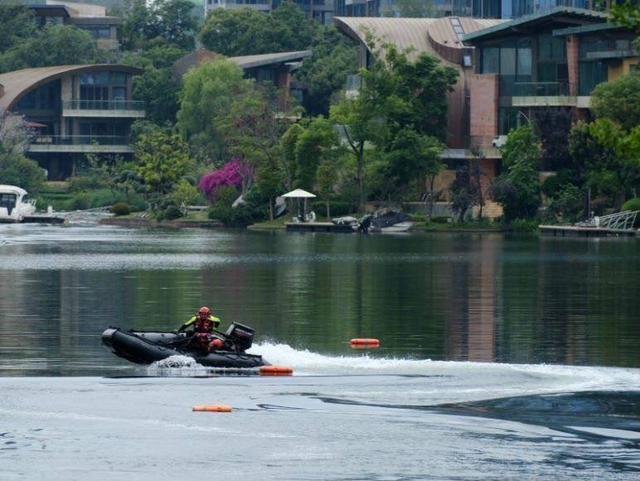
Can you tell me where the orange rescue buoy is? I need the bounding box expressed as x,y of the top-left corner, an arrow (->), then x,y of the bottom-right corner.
192,405 -> 232,413
349,338 -> 380,349
259,365 -> 293,376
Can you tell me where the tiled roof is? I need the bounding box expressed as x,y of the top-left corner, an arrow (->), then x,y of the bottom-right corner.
463,7 -> 609,42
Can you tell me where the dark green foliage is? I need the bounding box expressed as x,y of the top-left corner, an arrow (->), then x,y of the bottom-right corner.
490,126 -> 541,222
0,6 -> 37,54
199,4 -> 313,56
111,202 -> 131,216
121,0 -> 197,50
294,27 -> 358,116
162,205 -> 183,220
0,25 -> 104,73
207,185 -> 266,226
0,153 -> 44,194
510,218 -> 539,232
532,107 -> 573,170
545,183 -> 583,223
450,163 -> 480,222
591,73 -> 640,131
310,200 -> 353,216
622,197 -> 640,211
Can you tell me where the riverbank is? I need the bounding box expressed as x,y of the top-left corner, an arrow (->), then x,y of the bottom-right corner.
100,211 -> 223,229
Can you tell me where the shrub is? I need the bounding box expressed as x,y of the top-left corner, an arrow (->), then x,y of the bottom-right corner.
163,205 -> 183,220
311,200 -> 353,217
111,202 -> 130,216
431,216 -> 451,224
510,218 -> 539,233
622,197 -> 640,212
208,203 -> 266,227
70,192 -> 90,210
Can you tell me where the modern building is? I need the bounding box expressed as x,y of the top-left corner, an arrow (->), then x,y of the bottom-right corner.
12,0 -> 121,50
335,8 -> 638,217
204,0 -> 335,24
0,65 -> 145,179
464,7 -> 639,149
173,48 -> 312,107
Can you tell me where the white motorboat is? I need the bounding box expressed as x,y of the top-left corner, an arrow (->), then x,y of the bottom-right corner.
379,221 -> 414,233
0,185 -> 37,223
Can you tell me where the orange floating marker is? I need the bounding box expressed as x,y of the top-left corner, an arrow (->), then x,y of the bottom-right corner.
259,365 -> 293,376
192,405 -> 232,413
350,338 -> 380,349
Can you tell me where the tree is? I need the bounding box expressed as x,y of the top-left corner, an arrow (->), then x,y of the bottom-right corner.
123,45 -> 185,125
134,131 -> 192,199
611,1 -> 640,33
199,4 -> 313,56
591,73 -> 640,131
490,126 -> 541,222
450,163 -> 480,222
0,25 -> 103,73
587,118 -> 640,208
219,86 -> 288,219
0,5 -> 37,54
120,0 -> 197,50
177,58 -> 249,162
294,26 -> 358,116
0,114 -> 45,193
330,40 -> 457,211
532,107 -> 573,170
293,117 -> 340,190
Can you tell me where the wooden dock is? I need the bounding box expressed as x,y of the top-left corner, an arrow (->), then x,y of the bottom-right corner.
285,222 -> 354,233
539,225 -> 638,237
22,215 -> 65,224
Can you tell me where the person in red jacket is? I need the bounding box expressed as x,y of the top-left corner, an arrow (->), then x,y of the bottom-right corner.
177,307 -> 224,351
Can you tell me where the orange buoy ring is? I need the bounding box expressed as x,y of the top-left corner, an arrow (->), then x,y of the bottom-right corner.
192,405 -> 232,413
259,365 -> 293,376
349,338 -> 380,349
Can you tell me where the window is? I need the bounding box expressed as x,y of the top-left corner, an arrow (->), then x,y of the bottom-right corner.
81,25 -> 111,39
482,47 -> 499,73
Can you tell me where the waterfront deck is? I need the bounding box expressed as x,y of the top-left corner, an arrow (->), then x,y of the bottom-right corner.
286,222 -> 354,233
539,225 -> 638,237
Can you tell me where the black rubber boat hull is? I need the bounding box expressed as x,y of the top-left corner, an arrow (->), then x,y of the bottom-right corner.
102,328 -> 269,368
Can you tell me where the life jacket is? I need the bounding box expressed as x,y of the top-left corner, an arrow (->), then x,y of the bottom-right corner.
195,318 -> 214,333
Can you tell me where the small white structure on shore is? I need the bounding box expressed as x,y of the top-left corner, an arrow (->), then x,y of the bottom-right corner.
0,185 -> 36,223
282,188 -> 316,222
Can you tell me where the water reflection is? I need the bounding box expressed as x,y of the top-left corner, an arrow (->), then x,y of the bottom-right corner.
0,226 -> 639,374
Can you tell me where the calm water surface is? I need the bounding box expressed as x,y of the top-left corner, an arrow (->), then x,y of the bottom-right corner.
0,224 -> 638,374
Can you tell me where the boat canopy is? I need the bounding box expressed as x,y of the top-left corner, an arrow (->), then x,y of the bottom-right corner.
281,189 -> 316,198
0,185 -> 28,197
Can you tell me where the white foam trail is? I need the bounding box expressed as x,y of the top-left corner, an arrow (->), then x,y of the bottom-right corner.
248,341 -> 640,393
147,355 -> 209,376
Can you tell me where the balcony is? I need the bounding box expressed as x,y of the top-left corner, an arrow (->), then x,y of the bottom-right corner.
28,135 -> 133,154
500,81 -> 591,108
62,100 -> 145,118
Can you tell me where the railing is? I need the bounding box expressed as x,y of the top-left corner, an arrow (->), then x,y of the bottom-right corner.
32,135 -> 129,146
577,211 -> 639,231
512,82 -> 571,97
63,100 -> 145,111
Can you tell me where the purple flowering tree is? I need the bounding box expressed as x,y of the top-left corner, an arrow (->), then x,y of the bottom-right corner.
198,158 -> 254,202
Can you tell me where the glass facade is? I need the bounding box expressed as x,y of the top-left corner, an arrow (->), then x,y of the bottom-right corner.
480,39 -> 532,95
79,71 -> 129,102
16,80 -> 61,111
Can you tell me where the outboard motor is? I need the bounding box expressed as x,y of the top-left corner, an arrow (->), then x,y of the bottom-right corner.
225,323 -> 255,351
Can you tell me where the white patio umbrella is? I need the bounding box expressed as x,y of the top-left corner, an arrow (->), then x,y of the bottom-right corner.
281,189 -> 316,221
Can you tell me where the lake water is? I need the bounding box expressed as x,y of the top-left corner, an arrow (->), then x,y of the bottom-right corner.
1,224 -> 639,480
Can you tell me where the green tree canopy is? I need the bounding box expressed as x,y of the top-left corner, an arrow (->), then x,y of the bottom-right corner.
198,4 -> 314,56
591,73 -> 640,131
134,130 -> 193,197
294,26 -> 358,116
0,5 -> 37,54
0,114 -> 45,193
121,0 -> 198,50
490,125 -> 541,222
0,25 -> 104,73
177,58 -> 249,162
